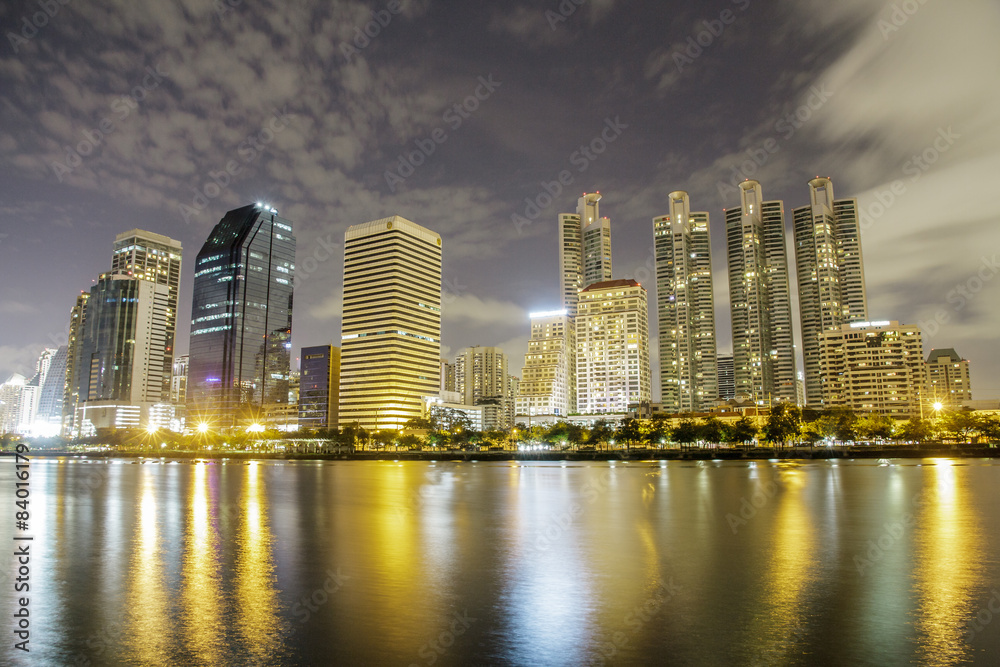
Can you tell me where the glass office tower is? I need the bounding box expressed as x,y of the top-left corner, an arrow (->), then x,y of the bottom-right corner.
188,203 -> 296,427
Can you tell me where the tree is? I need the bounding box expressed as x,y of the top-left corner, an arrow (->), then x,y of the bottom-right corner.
976,414 -> 1000,444
938,409 -> 982,443
403,417 -> 433,432
699,417 -> 726,445
727,416 -> 759,446
899,417 -> 934,443
614,418 -> 642,450
643,420 -> 669,448
399,434 -> 423,450
764,403 -> 801,447
672,419 -> 700,447
588,419 -> 614,447
855,414 -> 895,441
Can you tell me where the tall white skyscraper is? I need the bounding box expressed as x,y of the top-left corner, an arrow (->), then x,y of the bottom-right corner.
793,178 -> 868,405
516,310 -> 575,417
453,346 -> 512,429
339,216 -> 442,431
724,180 -> 797,404
576,279 -> 651,414
111,229 -> 182,398
654,192 -> 718,412
559,192 -> 612,317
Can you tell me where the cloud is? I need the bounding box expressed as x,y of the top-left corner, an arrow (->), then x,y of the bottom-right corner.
443,294 -> 526,328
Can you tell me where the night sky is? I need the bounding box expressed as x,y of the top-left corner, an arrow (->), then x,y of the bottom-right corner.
1,0 -> 997,400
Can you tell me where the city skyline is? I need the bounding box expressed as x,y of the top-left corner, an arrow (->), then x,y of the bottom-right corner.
0,0 -> 998,401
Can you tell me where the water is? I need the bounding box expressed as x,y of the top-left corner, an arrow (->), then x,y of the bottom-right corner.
2,457 -> 1000,666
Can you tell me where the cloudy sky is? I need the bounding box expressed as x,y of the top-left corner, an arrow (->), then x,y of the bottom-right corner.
1,0 -> 998,400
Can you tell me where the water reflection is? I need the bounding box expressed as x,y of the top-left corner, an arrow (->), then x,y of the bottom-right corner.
124,468 -> 172,663
912,459 -> 982,665
181,462 -> 222,664
235,462 -> 284,660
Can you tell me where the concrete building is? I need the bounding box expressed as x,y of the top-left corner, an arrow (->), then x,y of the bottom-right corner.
654,192 -> 718,412
516,310 -> 575,418
924,348 -> 972,405
576,279 -> 651,414
793,178 -> 868,405
724,180 -> 797,403
299,345 -> 340,429
559,193 -> 613,318
818,320 -> 923,417
339,216 -> 442,431
61,291 -> 89,436
717,354 -> 735,401
170,355 -> 189,405
111,229 -> 182,398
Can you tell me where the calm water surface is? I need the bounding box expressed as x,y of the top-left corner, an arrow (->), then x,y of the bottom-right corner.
2,458 -> 1000,665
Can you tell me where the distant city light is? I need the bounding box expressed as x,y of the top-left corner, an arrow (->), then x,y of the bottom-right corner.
529,309 -> 567,319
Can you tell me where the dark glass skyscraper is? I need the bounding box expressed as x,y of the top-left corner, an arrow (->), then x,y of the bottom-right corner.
298,345 -> 340,429
188,204 -> 296,426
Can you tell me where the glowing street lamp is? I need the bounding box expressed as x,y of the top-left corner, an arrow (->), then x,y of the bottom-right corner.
247,423 -> 265,434
932,402 -> 944,412
197,422 -> 210,434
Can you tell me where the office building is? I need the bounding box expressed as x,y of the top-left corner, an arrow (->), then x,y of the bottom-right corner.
339,216 -> 442,431
516,310 -> 575,417
68,273 -> 173,434
171,355 -> 189,405
924,348 -> 972,404
299,345 -> 341,429
818,320 -> 923,417
725,180 -> 797,403
576,279 -> 651,414
793,178 -> 868,405
61,291 -> 89,435
654,192 -> 718,412
111,229 -> 182,398
452,346 -> 513,429
187,203 -> 296,427
0,374 -> 26,434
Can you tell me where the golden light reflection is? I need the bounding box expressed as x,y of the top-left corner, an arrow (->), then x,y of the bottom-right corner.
235,462 -> 284,660
912,459 -> 981,665
753,468 -> 815,662
181,463 -> 222,663
124,469 -> 171,663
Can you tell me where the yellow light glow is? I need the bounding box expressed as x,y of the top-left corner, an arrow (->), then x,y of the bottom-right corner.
932,402 -> 943,411
197,423 -> 210,433
247,423 -> 265,433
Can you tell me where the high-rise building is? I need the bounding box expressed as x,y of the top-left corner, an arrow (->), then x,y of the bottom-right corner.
170,355 -> 189,405
818,320 -> 923,417
725,181 -> 797,403
454,346 -> 512,429
576,279 -> 651,414
924,348 -> 972,404
440,359 -> 456,393
34,346 -> 66,434
299,345 -> 340,430
559,193 -> 612,317
0,374 -> 26,435
516,310 -> 575,417
68,274 -> 173,434
339,216 -> 441,431
654,192 -> 718,412
793,178 -> 868,405
111,229 -> 182,398
187,204 -> 296,427
61,291 -> 89,435
717,354 -> 735,401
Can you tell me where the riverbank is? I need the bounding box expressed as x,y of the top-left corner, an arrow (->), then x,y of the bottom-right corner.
9,444 -> 999,462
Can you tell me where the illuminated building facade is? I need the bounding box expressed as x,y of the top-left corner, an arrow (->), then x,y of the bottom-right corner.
339,216 -> 442,431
